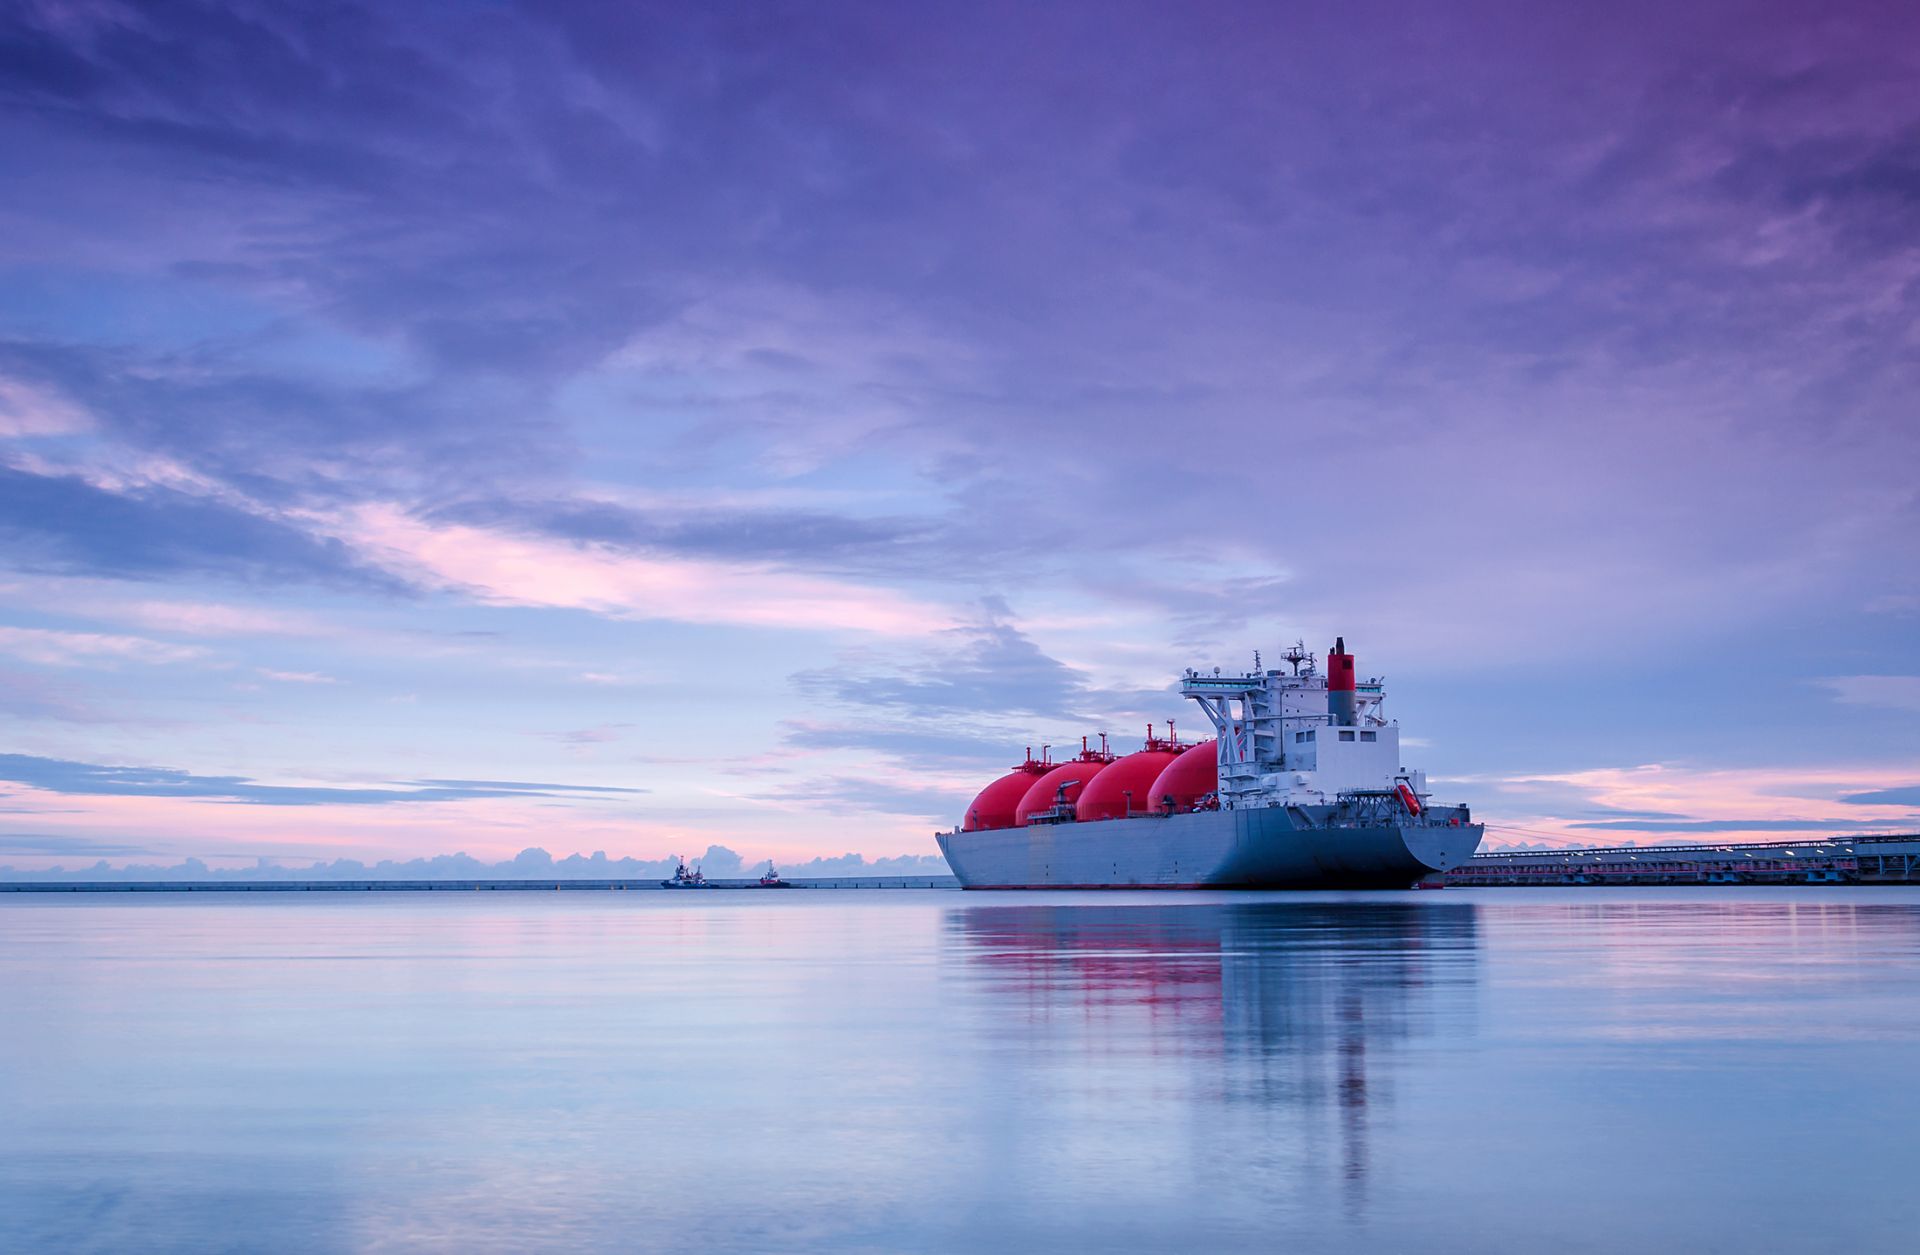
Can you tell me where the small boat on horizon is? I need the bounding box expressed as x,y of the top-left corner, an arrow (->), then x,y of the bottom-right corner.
758,862 -> 791,888
660,857 -> 715,889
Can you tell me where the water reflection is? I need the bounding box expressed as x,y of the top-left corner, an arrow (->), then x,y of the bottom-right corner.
951,899 -> 1479,1215
8,891 -> 1920,1253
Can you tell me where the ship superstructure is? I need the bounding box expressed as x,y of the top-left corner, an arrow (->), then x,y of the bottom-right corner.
1181,637 -> 1427,813
936,637 -> 1483,889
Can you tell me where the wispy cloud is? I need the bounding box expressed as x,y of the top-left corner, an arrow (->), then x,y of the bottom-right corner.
1841,786 -> 1920,807
424,494 -> 939,575
0,464 -> 401,590
1477,762 -> 1920,848
113,600 -> 325,637
793,601 -> 1172,722
0,625 -> 206,667
1815,676 -> 1920,713
1566,818 -> 1901,834
780,720 -> 1013,771
750,775 -> 973,823
0,664 -> 113,723
0,373 -> 89,437
0,754 -> 646,807
331,503 -> 955,635
0,833 -> 164,858
551,724 -> 632,746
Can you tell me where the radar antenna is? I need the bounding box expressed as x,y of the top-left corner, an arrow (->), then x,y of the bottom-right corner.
1282,639 -> 1309,675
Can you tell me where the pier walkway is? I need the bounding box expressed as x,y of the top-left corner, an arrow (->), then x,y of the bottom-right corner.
1447,833 -> 1920,886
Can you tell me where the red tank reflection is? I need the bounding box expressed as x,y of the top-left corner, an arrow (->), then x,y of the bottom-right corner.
950,900 -> 1479,1213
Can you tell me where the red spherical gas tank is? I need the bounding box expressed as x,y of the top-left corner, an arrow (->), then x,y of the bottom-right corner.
1145,739 -> 1218,813
1075,748 -> 1180,821
1015,757 -> 1113,826
962,768 -> 1046,831
967,771 -> 1044,832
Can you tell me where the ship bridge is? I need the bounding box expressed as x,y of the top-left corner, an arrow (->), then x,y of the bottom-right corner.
1181,638 -> 1414,810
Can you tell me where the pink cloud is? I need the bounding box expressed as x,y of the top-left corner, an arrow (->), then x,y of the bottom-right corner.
329,503 -> 956,636
112,600 -> 326,637
0,783 -> 939,870
1474,761 -> 1920,849
257,669 -> 339,684
0,374 -> 90,437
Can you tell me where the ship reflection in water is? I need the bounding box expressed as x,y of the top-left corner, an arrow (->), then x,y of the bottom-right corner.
951,900 -> 1479,1220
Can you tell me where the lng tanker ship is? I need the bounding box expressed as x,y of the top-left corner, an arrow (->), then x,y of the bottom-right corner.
936,638 -> 1483,889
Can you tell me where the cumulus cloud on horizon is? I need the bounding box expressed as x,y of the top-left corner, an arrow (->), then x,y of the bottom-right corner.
0,843 -> 950,882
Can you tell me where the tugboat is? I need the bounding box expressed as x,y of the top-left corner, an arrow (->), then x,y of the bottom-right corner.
757,861 -> 791,888
660,857 -> 715,889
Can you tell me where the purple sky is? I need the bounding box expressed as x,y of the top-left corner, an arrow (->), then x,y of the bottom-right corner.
1,0 -> 1916,871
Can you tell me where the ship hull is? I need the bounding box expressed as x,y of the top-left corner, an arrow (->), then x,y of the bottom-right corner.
936,807 -> 1483,890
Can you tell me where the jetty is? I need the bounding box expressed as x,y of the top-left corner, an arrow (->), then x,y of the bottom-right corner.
1446,833 -> 1920,886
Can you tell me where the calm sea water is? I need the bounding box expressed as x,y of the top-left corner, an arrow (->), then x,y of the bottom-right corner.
4,887 -> 1918,1253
